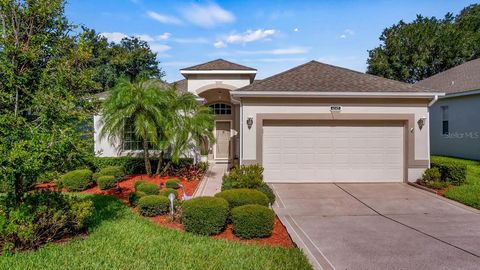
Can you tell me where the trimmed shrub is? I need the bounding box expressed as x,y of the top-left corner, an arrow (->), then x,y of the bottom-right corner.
135,182 -> 159,195
159,188 -> 178,198
231,204 -> 275,239
137,195 -> 169,216
222,164 -> 263,190
255,183 -> 275,205
60,169 -> 93,191
421,168 -> 441,183
215,189 -> 269,210
166,178 -> 180,189
96,175 -> 117,190
128,191 -> 147,207
134,180 -> 149,191
97,166 -> 125,180
431,157 -> 467,185
182,197 -> 229,235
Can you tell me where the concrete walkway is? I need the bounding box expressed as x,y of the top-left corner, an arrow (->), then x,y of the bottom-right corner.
193,163 -> 228,197
272,183 -> 480,270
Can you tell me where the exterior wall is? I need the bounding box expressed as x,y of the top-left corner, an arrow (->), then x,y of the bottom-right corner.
240,98 -> 431,182
430,94 -> 480,160
94,114 -> 122,157
186,74 -> 252,95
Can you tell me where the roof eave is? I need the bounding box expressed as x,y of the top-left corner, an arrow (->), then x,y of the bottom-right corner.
441,89 -> 480,99
230,91 -> 445,99
180,70 -> 257,74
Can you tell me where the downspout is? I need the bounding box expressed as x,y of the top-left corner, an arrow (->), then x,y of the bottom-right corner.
426,95 -> 439,168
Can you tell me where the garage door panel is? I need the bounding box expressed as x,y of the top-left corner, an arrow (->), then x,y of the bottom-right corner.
263,122 -> 404,183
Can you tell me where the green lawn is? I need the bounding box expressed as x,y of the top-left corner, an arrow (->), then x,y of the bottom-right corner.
0,195 -> 312,270
434,156 -> 480,209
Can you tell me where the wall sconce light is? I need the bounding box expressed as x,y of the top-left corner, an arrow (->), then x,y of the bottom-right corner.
246,117 -> 253,129
417,117 -> 427,130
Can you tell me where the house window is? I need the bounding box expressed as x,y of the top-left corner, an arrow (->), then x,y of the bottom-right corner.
209,103 -> 232,115
441,106 -> 449,135
122,120 -> 156,150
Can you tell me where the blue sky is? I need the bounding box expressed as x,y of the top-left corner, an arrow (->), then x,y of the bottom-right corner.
66,0 -> 476,82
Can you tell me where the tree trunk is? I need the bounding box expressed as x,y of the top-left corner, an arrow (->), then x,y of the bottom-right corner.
142,133 -> 152,175
160,160 -> 172,176
155,150 -> 164,175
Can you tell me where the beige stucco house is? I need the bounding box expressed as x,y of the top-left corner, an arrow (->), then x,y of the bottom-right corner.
94,59 -> 444,183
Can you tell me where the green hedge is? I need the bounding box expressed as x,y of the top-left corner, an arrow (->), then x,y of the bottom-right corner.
135,182 -> 159,195
96,175 -> 117,190
97,166 -> 125,180
255,183 -> 275,204
91,157 -> 193,175
431,156 -> 467,185
215,189 -> 269,210
166,178 -> 180,189
60,169 -> 93,191
231,204 -> 275,239
159,188 -> 178,198
182,197 -> 229,235
128,191 -> 147,207
138,195 -> 169,216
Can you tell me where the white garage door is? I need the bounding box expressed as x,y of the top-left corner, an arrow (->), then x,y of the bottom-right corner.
262,121 -> 404,182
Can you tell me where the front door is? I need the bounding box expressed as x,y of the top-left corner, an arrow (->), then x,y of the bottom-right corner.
215,121 -> 230,159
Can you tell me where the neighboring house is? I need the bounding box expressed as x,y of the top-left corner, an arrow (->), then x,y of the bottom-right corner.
417,58 -> 480,161
95,59 -> 444,183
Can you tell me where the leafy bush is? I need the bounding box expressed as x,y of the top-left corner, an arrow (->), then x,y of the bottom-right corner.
431,157 -> 467,185
255,183 -> 275,205
182,197 -> 229,236
60,169 -> 93,191
166,178 -> 180,189
135,182 -> 159,195
137,195 -> 169,216
0,191 -> 93,253
222,164 -> 263,190
92,157 -> 193,175
421,168 -> 441,183
134,180 -> 149,190
96,175 -> 117,190
231,204 -> 275,239
128,191 -> 147,207
159,188 -> 178,198
199,162 -> 209,173
95,166 -> 125,181
215,189 -> 269,210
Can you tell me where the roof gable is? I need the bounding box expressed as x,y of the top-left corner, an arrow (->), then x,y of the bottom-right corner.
416,58 -> 480,94
181,59 -> 256,71
238,61 -> 435,93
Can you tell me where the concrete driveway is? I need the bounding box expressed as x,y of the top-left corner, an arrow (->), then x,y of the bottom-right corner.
272,183 -> 480,270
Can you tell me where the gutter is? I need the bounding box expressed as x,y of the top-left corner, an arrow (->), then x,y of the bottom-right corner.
428,95 -> 439,107
231,91 -> 445,99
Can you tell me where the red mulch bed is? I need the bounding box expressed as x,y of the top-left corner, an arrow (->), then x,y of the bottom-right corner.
37,175 -> 295,248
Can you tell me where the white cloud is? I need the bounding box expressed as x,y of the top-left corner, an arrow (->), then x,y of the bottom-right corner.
181,3 -> 234,27
339,29 -> 355,39
157,32 -> 171,40
214,40 -> 227,48
234,47 -> 309,55
100,32 -> 127,43
225,29 -> 276,44
173,37 -> 209,44
149,44 -> 171,53
251,57 -> 307,63
147,11 -> 182,25
135,34 -> 155,42
294,28 -> 299,32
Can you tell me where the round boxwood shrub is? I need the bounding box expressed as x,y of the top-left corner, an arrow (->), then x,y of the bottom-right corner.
60,169 -> 93,191
165,178 -> 180,189
134,180 -> 149,190
135,182 -> 159,195
215,188 -> 269,210
159,188 -> 178,198
137,195 -> 169,216
182,197 -> 229,235
255,183 -> 275,204
128,191 -> 147,207
94,166 -> 125,182
96,175 -> 117,190
231,204 -> 275,239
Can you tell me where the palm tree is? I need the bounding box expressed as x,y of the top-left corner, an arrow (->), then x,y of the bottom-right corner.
100,78 -> 166,175
155,87 -> 214,175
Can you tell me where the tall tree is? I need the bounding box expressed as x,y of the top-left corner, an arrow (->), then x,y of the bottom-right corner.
100,79 -> 167,175
367,4 -> 480,83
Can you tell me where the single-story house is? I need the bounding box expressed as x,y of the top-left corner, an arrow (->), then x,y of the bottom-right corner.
94,59 -> 444,183
416,58 -> 480,161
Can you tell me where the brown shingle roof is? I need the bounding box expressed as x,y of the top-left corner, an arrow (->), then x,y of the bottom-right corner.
238,61 -> 436,93
181,59 -> 256,71
172,79 -> 187,93
416,58 -> 480,94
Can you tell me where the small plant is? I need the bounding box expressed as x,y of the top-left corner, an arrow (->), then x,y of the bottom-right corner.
182,196 -> 229,235
215,189 -> 269,210
137,195 -> 169,216
165,178 -> 180,189
128,191 -> 147,207
134,180 -> 149,190
231,204 -> 275,239
222,164 -> 264,190
159,188 -> 178,198
93,166 -> 125,182
255,183 -> 275,204
96,175 -> 117,190
199,162 -> 209,173
60,169 -> 93,191
421,168 -> 441,183
135,182 -> 159,195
